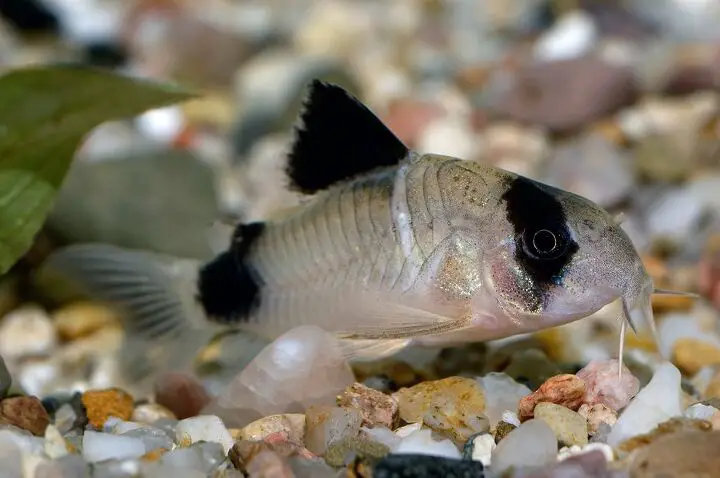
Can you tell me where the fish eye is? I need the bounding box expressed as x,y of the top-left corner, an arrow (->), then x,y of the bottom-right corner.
521,225 -> 569,260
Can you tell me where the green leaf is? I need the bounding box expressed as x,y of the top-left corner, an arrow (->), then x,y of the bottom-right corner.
0,65 -> 195,274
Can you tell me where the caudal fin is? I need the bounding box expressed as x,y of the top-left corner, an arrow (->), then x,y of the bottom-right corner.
35,243 -> 219,391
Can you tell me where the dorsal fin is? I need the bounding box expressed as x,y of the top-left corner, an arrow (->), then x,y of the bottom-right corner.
286,79 -> 410,194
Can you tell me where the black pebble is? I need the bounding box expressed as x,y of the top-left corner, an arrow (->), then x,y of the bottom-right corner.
373,454 -> 484,478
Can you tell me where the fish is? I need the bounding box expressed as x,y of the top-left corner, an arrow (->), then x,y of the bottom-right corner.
37,79 -> 697,387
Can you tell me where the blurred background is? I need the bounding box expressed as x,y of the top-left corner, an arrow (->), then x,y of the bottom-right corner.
0,0 -> 718,400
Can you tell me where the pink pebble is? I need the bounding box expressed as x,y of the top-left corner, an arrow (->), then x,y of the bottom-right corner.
576,359 -> 640,411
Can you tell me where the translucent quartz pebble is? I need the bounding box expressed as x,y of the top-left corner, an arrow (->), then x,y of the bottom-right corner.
213,326 -> 355,423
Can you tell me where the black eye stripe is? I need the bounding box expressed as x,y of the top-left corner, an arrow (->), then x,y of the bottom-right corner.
502,176 -> 580,288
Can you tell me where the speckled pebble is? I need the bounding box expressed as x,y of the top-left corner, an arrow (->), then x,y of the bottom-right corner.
578,403 -> 618,436
337,383 -> 399,429
81,388 -> 134,429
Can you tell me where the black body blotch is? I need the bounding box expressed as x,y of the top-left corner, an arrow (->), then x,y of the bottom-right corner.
197,222 -> 265,324
286,79 -> 409,194
502,176 -> 579,291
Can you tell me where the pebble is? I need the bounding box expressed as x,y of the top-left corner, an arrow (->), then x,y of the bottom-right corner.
684,403 -> 718,421
576,359 -> 640,411
541,133 -> 633,208
214,325 -> 355,421
229,438 -> 314,473
82,430 -> 145,462
480,122 -> 549,177
494,56 -> 637,133
44,425 -> 70,459
305,405 -> 362,456
0,306 -> 57,359
0,395 -> 50,436
82,388 -> 134,428
132,403 -> 177,424
518,374 -> 586,421
154,372 -> 211,420
324,434 -> 390,467
533,10 -> 598,62
493,420 -> 517,443
578,403 -> 618,436
491,419 -> 558,474
628,430 -> 720,476
372,453 -> 484,478
478,373 -> 531,427
533,402 -> 588,447
393,377 -> 488,444
607,363 -> 683,447
175,415 -> 234,453
465,432 -> 495,466
617,416 -> 713,454
239,414 -> 306,444
531,448 -> 611,477
394,427 -> 461,459
558,442 -> 614,462
51,302 -> 119,341
337,383 -> 399,429
673,338 -> 720,376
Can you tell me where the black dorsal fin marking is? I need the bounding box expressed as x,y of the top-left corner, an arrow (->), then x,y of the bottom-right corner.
286,79 -> 410,194
196,222 -> 265,324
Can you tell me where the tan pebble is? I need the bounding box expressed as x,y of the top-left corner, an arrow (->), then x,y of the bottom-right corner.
711,411 -> 720,430
81,388 -> 134,429
52,302 -> 119,341
131,403 -> 176,424
651,294 -> 695,314
393,377 -> 486,423
0,396 -> 50,436
578,403 -> 617,435
393,377 -> 487,443
240,414 -> 306,444
141,448 -> 168,461
337,383 -> 399,429
618,417 -> 712,454
629,430 -> 720,477
518,374 -> 586,421
672,338 -> 720,376
534,402 -> 588,447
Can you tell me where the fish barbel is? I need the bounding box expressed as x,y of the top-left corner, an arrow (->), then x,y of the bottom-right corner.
40,80 -> 695,383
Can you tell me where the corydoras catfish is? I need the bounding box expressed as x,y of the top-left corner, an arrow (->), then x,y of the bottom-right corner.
39,80 -> 693,385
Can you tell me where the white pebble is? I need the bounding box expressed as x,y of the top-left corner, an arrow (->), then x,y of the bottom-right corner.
534,10 -> 598,62
0,306 -> 57,359
607,362 -> 682,447
82,430 -> 146,462
394,422 -> 422,438
135,106 -> 186,146
175,415 -> 234,453
479,373 -> 531,426
44,425 -> 68,459
470,433 -> 495,466
500,410 -> 521,427
394,428 -> 461,459
684,403 -> 718,421
491,419 -> 557,474
558,442 -> 614,462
